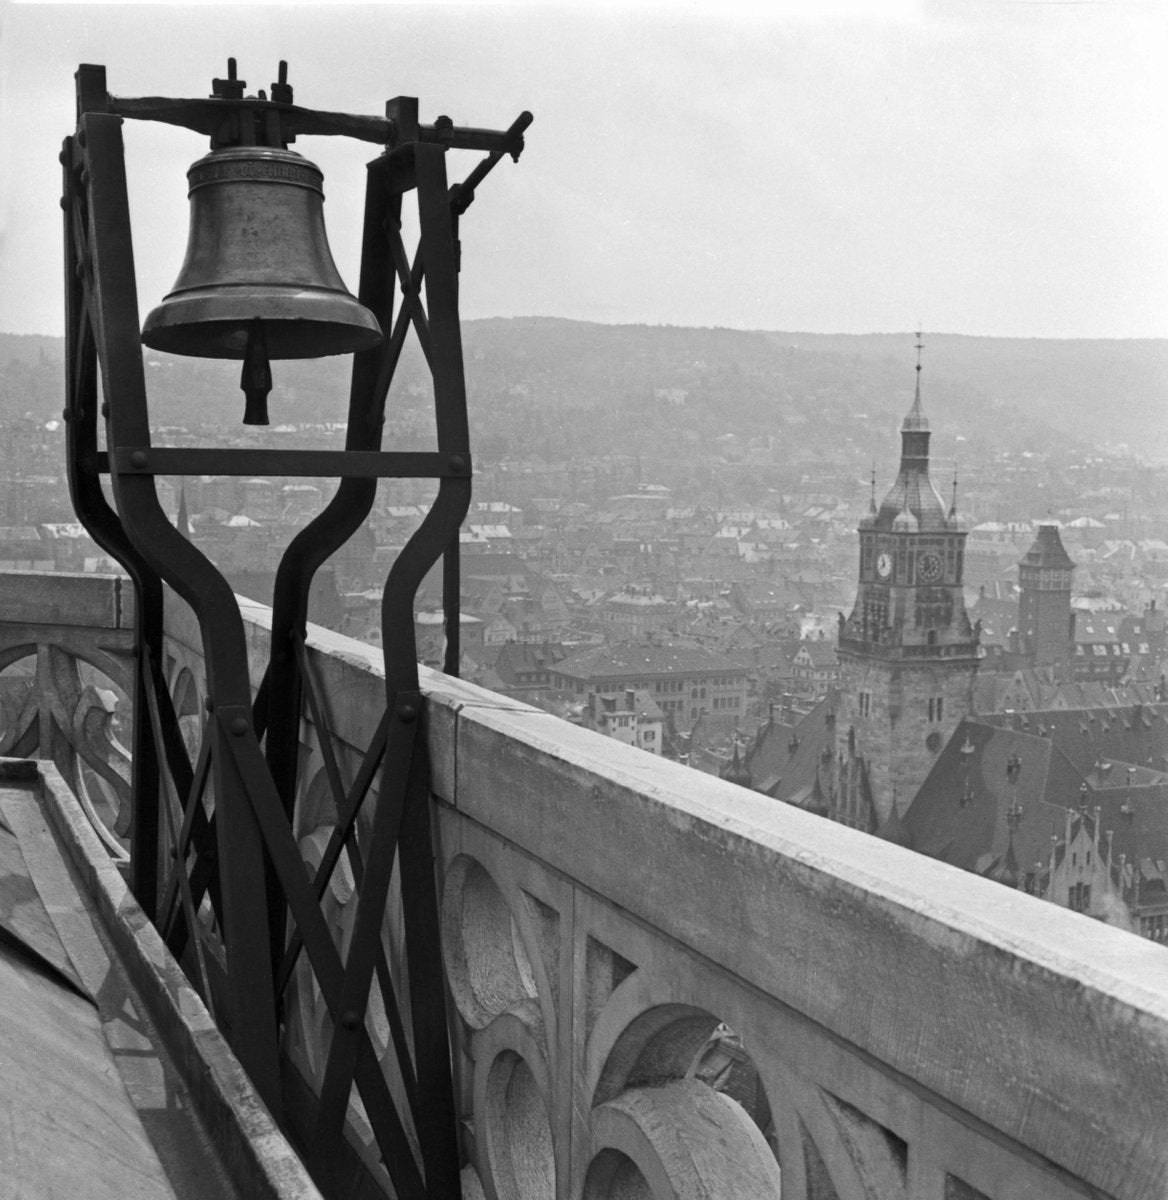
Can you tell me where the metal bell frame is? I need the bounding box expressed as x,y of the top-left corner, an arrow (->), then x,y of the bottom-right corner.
61,61 -> 530,1197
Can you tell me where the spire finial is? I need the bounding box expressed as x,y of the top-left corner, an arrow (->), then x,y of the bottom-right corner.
914,328 -> 924,404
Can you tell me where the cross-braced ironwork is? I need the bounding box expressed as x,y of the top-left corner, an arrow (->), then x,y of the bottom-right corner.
61,61 -> 529,1197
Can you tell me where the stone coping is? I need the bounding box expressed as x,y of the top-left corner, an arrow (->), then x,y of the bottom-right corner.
36,762 -> 323,1200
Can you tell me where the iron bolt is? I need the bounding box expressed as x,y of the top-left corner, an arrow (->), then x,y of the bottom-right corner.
398,702 -> 418,724
449,455 -> 467,474
204,697 -> 214,713
129,450 -> 148,469
101,402 -> 110,418
229,716 -> 249,736
341,1010 -> 361,1031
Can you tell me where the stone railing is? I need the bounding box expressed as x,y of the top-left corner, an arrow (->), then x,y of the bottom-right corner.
6,571 -> 1168,1199
0,571 -> 133,860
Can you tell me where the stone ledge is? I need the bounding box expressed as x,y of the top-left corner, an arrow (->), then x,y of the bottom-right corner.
36,763 -> 323,1200
0,569 -> 132,629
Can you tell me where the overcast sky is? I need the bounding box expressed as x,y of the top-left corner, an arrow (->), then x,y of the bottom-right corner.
1,1 -> 1165,339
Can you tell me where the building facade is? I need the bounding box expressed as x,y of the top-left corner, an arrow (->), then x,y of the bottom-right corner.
549,643 -> 749,733
1017,523 -> 1075,677
836,353 -> 980,824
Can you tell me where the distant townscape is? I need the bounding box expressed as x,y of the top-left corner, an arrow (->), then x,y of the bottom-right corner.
3,320 -> 1168,943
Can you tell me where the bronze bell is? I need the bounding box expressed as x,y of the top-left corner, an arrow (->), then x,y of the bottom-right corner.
141,145 -> 382,423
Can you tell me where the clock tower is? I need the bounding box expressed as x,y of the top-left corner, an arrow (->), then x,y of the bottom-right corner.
836,337 -> 979,827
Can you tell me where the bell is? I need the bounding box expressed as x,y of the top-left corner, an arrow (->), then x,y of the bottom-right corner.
141,145 -> 382,422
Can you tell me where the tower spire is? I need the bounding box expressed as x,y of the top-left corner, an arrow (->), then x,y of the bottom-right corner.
176,483 -> 192,539
903,329 -> 928,431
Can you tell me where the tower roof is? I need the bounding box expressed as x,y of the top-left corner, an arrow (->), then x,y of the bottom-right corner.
1020,524 -> 1075,572
872,334 -> 952,533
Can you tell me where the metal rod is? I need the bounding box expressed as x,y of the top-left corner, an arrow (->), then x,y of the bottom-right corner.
103,448 -> 470,478
81,109 -> 282,1113
263,158 -> 399,972
140,653 -> 216,1011
105,90 -> 530,157
216,720 -> 424,1193
62,125 -> 165,917
274,710 -> 389,994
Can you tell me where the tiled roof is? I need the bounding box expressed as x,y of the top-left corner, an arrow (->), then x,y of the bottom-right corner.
906,703 -> 1168,881
552,643 -> 752,680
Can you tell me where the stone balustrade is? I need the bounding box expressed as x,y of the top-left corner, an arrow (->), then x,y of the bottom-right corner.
0,571 -> 134,859
4,570 -> 1167,1200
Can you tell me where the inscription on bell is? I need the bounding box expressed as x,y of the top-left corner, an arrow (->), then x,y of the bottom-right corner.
191,158 -> 320,190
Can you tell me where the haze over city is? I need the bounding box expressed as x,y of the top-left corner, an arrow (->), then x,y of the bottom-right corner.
1,0 -> 1165,340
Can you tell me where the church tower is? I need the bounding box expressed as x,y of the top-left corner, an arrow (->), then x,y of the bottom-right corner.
1018,524 -> 1075,678
836,336 -> 979,826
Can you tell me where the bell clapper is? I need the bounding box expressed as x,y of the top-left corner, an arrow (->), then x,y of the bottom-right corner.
241,318 -> 273,425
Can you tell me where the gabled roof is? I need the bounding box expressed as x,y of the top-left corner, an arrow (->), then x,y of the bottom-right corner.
552,643 -> 752,681
493,642 -> 567,683
742,690 -> 843,811
982,703 -> 1168,779
907,702 -> 1168,886
904,718 -> 1081,875
1019,524 -> 1075,572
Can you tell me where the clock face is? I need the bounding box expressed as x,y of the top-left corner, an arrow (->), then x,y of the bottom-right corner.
918,553 -> 942,583
875,552 -> 893,580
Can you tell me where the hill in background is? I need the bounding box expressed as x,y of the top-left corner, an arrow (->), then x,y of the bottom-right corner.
2,321 -> 1165,464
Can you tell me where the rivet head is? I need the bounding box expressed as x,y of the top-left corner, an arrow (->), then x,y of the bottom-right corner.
398,702 -> 417,724
204,697 -> 214,713
101,402 -> 110,418
341,1010 -> 361,1031
129,450 -> 148,469
229,716 -> 249,736
449,454 -> 467,474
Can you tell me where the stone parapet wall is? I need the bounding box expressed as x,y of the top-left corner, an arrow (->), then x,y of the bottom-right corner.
427,671 -> 1168,1200
166,581 -> 1168,1199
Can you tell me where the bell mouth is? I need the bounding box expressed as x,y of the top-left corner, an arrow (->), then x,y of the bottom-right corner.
141,289 -> 383,359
